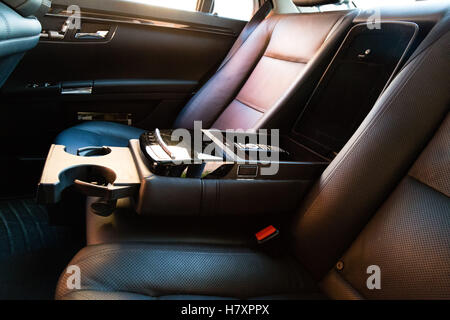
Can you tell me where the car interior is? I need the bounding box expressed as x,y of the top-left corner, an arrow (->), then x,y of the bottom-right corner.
0,0 -> 449,300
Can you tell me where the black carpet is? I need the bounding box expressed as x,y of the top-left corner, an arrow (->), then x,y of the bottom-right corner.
0,199 -> 80,300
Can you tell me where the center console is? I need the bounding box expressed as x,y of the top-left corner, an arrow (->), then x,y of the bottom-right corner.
134,129 -> 329,216
38,128 -> 329,216
139,128 -> 327,179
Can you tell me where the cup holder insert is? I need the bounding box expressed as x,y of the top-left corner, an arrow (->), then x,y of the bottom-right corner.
59,165 -> 117,187
63,146 -> 112,157
76,146 -> 112,157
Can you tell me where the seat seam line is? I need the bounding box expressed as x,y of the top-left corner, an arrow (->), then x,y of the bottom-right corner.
263,53 -> 308,64
330,270 -> 365,300
235,97 -> 266,113
70,247 -> 258,265
406,174 -> 449,198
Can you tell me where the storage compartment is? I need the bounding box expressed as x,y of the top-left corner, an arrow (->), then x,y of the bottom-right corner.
292,22 -> 418,158
131,128 -> 330,216
136,175 -> 312,216
139,129 -> 329,180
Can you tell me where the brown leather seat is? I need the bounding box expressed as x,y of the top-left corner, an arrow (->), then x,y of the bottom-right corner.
175,9 -> 355,130
294,10 -> 450,299
56,1 -> 357,154
55,10 -> 450,300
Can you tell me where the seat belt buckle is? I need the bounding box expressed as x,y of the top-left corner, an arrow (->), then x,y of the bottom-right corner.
255,225 -> 279,244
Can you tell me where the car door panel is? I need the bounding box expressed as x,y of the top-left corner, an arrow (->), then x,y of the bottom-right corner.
1,0 -> 245,149
0,0 -> 246,196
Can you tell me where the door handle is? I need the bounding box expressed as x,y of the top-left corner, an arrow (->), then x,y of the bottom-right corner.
74,30 -> 109,40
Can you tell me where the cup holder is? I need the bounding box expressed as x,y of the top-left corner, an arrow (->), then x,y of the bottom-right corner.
76,146 -> 112,157
57,165 -> 136,217
58,165 -> 117,188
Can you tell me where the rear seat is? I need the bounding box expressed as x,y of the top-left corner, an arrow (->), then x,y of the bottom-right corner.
55,1 -> 357,154
175,10 -> 357,130
56,8 -> 450,301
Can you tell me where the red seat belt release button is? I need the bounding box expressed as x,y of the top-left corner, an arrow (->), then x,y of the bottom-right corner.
255,225 -> 279,244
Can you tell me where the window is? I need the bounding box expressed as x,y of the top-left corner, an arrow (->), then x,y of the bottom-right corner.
125,0 -> 198,12
298,1 -> 353,13
125,0 -> 255,21
353,0 -> 421,9
213,0 -> 255,21
299,0 -> 446,13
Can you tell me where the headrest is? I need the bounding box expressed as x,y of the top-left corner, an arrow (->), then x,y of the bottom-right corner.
293,0 -> 341,7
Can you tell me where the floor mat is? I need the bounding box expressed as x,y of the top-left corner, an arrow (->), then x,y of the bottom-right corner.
0,199 -> 81,300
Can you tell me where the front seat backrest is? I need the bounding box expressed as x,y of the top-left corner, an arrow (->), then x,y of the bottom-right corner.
175,6 -> 356,130
293,10 -> 450,299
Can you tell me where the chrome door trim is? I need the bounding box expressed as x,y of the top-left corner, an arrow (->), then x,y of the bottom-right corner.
61,87 -> 93,95
46,10 -> 237,37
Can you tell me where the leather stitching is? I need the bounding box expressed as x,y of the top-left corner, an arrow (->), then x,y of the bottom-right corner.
263,53 -> 309,64
235,98 -> 266,113
70,245 -> 259,265
324,270 -> 365,300
407,174 -> 449,198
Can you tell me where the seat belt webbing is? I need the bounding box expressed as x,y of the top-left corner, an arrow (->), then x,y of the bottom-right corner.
217,0 -> 273,71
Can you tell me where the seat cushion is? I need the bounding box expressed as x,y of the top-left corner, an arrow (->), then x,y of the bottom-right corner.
55,243 -> 320,300
55,121 -> 145,154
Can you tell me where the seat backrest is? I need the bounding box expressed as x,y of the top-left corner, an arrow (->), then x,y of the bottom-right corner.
293,10 -> 450,299
174,7 -> 356,130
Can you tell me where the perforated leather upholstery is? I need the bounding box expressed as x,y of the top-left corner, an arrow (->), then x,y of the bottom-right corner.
55,244 -> 320,300
321,116 -> 450,299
